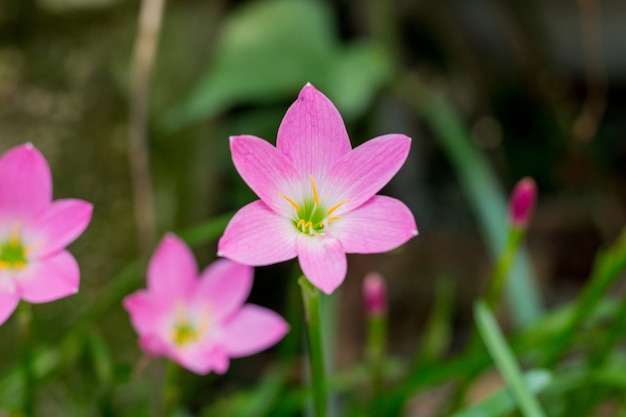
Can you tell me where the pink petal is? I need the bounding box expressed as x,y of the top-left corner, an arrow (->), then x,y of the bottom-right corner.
123,291 -> 171,336
230,135 -> 301,215
276,84 -> 352,179
18,250 -> 79,303
333,196 -> 417,253
0,144 -> 52,220
139,333 -> 172,357
147,234 -> 197,298
321,134 -> 411,213
217,201 -> 297,266
28,199 -> 93,258
222,305 -> 289,357
173,344 -> 230,375
296,236 -> 347,294
0,290 -> 19,325
195,259 -> 253,322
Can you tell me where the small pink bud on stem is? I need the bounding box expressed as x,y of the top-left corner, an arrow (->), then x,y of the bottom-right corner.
509,177 -> 537,229
363,272 -> 387,316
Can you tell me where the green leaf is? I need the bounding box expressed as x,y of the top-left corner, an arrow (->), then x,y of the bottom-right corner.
165,0 -> 336,131
452,369 -> 551,417
474,301 -> 547,417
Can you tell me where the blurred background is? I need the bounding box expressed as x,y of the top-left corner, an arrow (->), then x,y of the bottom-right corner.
0,0 -> 625,415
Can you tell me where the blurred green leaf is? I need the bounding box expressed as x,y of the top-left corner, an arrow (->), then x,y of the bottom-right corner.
474,301 -> 547,417
452,369 -> 552,417
165,0 -> 393,132
166,0 -> 335,131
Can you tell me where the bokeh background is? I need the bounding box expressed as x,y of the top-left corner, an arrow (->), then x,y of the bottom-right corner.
0,0 -> 625,415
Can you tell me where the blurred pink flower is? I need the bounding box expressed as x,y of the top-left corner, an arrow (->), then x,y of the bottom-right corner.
363,272 -> 387,316
0,144 -> 92,325
218,84 -> 417,294
509,177 -> 537,229
124,234 -> 288,375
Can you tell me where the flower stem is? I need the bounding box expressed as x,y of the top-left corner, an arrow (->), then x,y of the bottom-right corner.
162,360 -> 180,417
298,276 -> 328,417
484,227 -> 525,313
17,302 -> 34,417
366,313 -> 386,409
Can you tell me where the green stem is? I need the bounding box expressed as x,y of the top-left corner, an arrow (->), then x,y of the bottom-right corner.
366,313 -> 386,415
162,360 -> 181,417
17,302 -> 34,417
298,276 -> 328,417
485,227 -> 525,312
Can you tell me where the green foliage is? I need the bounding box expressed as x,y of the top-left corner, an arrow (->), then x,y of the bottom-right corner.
165,0 -> 393,131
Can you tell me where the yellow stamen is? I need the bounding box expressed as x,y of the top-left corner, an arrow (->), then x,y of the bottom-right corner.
279,192 -> 300,212
0,261 -> 9,269
297,219 -> 306,230
310,175 -> 319,206
327,216 -> 342,224
326,199 -> 349,216
304,221 -> 313,232
14,261 -> 25,270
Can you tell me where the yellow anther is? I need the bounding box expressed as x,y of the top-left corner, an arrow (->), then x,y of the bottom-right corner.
14,261 -> 25,269
279,192 -> 300,212
304,221 -> 313,230
327,216 -> 342,224
0,261 -> 9,269
310,175 -> 320,206
297,219 -> 306,230
327,199 -> 349,216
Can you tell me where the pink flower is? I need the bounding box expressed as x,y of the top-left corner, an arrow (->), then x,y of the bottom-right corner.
123,234 -> 289,375
0,144 -> 92,325
509,177 -> 537,229
218,84 -> 417,294
363,272 -> 387,316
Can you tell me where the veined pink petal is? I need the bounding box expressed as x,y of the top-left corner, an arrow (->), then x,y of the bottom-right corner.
147,234 -> 197,298
0,290 -> 19,325
195,259 -> 253,322
0,144 -> 52,220
123,291 -> 171,336
18,250 -> 79,303
218,201 -> 297,266
296,236 -> 347,294
321,134 -> 411,213
222,305 -> 289,357
276,84 -> 352,179
28,199 -> 93,259
334,196 -> 417,253
230,135 -> 301,215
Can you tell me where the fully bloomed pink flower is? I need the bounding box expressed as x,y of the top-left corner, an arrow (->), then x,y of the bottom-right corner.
218,84 -> 418,294
123,234 -> 289,375
0,144 -> 92,325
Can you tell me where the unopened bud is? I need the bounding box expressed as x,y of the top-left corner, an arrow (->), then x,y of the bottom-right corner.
509,177 -> 537,229
363,272 -> 387,316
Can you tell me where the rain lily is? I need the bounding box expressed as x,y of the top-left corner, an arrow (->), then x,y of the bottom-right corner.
0,144 -> 92,325
123,234 -> 289,375
218,84 -> 417,294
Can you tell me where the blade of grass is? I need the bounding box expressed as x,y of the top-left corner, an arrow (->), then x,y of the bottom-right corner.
543,227 -> 626,366
474,301 -> 547,417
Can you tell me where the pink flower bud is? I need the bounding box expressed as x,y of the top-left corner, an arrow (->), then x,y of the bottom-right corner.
363,272 -> 387,316
509,177 -> 537,229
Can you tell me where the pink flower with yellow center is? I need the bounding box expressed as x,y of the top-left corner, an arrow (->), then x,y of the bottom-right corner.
0,144 -> 93,325
123,234 -> 289,375
218,84 -> 418,294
